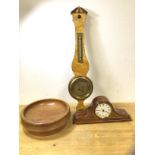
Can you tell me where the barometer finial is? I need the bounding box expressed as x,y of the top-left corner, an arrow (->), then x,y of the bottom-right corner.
71,6 -> 88,14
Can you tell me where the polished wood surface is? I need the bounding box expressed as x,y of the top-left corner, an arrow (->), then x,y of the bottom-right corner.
20,103 -> 134,155
71,7 -> 89,76
70,7 -> 92,110
21,99 -> 70,136
73,96 -> 131,124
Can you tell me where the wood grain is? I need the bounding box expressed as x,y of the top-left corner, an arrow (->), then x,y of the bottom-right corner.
20,103 -> 135,155
71,9 -> 89,76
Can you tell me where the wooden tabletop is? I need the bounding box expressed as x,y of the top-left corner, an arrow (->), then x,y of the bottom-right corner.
19,103 -> 134,155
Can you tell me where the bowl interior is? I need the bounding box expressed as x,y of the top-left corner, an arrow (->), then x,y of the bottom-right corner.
23,99 -> 69,124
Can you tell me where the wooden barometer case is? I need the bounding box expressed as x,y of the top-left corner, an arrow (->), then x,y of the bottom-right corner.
68,6 -> 93,111
68,6 -> 131,124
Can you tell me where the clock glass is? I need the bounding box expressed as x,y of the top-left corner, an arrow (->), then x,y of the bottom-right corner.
95,103 -> 112,119
68,76 -> 93,100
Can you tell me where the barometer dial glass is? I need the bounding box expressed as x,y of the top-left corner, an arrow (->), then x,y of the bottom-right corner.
95,103 -> 112,119
68,76 -> 93,100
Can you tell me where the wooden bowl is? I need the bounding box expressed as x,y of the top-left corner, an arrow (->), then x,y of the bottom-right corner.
21,99 -> 70,136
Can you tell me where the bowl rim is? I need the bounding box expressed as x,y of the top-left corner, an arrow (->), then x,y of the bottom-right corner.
21,98 -> 70,126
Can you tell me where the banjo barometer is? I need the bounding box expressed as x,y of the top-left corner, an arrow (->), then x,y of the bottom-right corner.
68,7 -> 131,124
68,6 -> 93,111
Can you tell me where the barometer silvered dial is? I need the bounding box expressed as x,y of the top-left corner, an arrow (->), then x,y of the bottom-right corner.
68,76 -> 93,100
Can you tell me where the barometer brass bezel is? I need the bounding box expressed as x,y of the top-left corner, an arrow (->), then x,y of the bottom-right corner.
68,76 -> 93,100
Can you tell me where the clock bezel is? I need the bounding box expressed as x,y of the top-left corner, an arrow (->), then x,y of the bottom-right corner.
95,103 -> 112,119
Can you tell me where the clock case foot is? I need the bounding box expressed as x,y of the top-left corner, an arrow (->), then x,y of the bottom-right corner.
73,96 -> 132,124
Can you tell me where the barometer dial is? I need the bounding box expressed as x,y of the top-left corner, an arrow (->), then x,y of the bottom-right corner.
68,76 -> 93,100
95,103 -> 112,119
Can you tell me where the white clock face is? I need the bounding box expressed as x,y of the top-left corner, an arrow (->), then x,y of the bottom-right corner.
95,103 -> 112,119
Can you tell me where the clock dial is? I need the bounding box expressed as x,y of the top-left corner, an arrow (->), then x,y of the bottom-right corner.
95,103 -> 112,119
68,76 -> 93,100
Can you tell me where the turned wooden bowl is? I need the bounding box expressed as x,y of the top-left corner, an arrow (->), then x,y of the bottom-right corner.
21,99 -> 70,136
